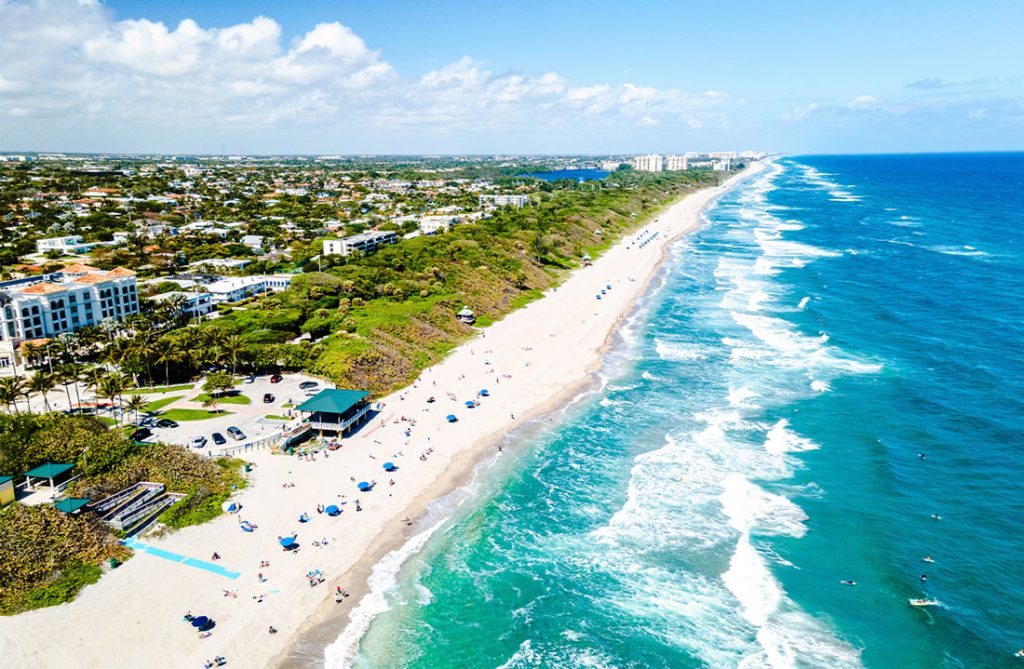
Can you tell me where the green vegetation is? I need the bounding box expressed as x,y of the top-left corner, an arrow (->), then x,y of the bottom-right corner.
263,414 -> 289,421
159,408 -> 232,421
192,392 -> 250,406
142,395 -> 183,413
157,458 -> 248,529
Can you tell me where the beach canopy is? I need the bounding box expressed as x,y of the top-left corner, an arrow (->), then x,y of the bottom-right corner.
222,501 -> 241,513
383,462 -> 396,472
296,389 -> 369,415
24,462 -> 75,479
446,414 -> 457,422
53,497 -> 90,514
279,536 -> 297,548
357,481 -> 371,491
480,389 -> 489,397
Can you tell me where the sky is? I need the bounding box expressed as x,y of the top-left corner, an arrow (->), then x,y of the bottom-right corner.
1,0 -> 1022,155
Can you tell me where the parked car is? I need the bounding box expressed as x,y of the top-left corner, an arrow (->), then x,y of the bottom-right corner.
156,418 -> 179,428
212,432 -> 227,446
227,426 -> 245,441
190,435 -> 208,448
263,393 -> 275,404
270,374 -> 283,384
298,381 -> 319,390
304,387 -> 319,397
130,428 -> 152,442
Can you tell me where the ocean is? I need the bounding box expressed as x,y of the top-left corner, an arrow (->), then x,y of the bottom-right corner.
530,169 -> 610,182
329,154 -> 1024,668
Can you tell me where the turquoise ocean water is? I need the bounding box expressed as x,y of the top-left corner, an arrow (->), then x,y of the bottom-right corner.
330,154 -> 1024,668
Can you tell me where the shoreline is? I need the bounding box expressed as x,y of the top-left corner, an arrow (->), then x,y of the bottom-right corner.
0,162 -> 765,669
276,161 -> 768,667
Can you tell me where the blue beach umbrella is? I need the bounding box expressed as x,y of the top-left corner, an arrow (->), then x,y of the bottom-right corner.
279,536 -> 297,548
325,504 -> 340,516
465,400 -> 475,408
480,389 -> 489,397
191,616 -> 210,628
446,414 -> 457,423
357,481 -> 371,491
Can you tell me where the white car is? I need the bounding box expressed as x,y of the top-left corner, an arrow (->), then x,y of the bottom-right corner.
190,435 -> 208,449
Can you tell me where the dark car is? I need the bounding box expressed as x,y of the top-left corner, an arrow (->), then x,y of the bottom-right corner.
130,427 -> 153,442
298,381 -> 319,390
156,418 -> 179,428
270,374 -> 283,384
211,432 -> 227,445
263,393 -> 275,404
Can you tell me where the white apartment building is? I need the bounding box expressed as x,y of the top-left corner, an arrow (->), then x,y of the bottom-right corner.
0,265 -> 139,371
665,155 -> 689,171
631,154 -> 664,172
241,235 -> 265,252
150,290 -> 214,318
323,230 -> 399,257
600,160 -> 623,171
205,274 -> 295,304
479,194 -> 529,208
35,235 -> 101,255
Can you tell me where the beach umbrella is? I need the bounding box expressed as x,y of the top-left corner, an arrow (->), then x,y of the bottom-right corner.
465,400 -> 475,408
383,462 -> 396,472
479,389 -> 489,397
190,616 -> 210,628
279,536 -> 297,548
357,481 -> 371,491
446,414 -> 457,423
240,521 -> 255,532
221,501 -> 240,513
325,504 -> 340,516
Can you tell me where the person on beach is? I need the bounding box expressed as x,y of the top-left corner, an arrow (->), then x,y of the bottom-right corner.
269,626 -> 277,634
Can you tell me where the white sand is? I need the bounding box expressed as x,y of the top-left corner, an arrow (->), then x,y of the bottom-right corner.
0,163 -> 765,668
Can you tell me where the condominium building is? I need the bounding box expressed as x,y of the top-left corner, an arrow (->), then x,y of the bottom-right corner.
631,154 -> 664,172
150,290 -> 214,318
0,264 -> 139,371
35,235 -> 102,255
665,155 -> 689,171
205,274 -> 295,304
478,194 -> 529,208
323,230 -> 399,257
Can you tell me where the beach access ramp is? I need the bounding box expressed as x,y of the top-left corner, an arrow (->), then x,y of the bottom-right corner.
90,482 -> 185,536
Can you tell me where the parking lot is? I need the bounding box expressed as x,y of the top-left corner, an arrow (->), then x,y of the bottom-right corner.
137,372 -> 332,452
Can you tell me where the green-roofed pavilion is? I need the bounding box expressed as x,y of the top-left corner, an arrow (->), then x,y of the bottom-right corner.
54,497 -> 91,514
25,462 -> 75,479
297,389 -> 373,436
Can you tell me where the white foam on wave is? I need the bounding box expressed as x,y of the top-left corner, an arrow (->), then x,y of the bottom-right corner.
797,296 -> 810,311
764,419 -> 819,456
654,338 -> 708,361
641,371 -> 662,381
810,380 -> 830,393
728,386 -> 759,409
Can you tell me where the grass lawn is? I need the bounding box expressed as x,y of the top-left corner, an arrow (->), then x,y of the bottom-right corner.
96,416 -> 116,426
124,383 -> 194,395
263,414 -> 290,421
192,393 -> 251,406
159,408 -> 233,422
142,395 -> 182,413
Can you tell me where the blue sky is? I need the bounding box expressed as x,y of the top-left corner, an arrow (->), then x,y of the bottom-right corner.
1,0 -> 1022,154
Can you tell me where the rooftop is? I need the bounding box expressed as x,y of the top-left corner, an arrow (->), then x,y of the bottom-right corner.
24,462 -> 75,479
297,389 -> 369,415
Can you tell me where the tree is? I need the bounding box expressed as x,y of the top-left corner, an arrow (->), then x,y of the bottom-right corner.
529,232 -> 550,264
202,371 -> 234,399
27,371 -> 56,413
0,377 -> 26,415
125,394 -> 147,426
218,335 -> 244,376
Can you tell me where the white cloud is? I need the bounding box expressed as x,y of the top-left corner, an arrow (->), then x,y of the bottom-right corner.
0,0 -> 736,150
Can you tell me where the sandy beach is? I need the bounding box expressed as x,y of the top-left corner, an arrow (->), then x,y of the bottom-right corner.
0,161 -> 764,669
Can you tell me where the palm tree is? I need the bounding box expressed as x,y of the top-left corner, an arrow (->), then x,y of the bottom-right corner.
20,341 -> 41,371
98,371 -> 133,425
219,334 -> 244,377
27,371 -> 56,413
55,362 -> 78,409
0,376 -> 27,415
156,336 -> 184,387
125,394 -> 147,426
83,365 -> 107,405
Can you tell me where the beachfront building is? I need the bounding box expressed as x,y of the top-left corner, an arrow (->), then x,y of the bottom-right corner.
665,155 -> 689,171
35,235 -> 101,255
479,194 -> 529,208
297,389 -> 373,436
0,265 -> 139,372
205,274 -> 294,304
322,230 -> 398,257
600,160 -> 624,171
632,154 -> 664,172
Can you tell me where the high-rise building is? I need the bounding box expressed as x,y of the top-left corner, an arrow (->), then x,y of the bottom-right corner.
665,155 -> 689,171
631,154 -> 664,172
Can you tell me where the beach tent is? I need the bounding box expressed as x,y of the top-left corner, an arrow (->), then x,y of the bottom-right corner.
383,462 -> 396,472
222,501 -> 241,513
446,414 -> 458,423
325,505 -> 341,516
357,481 -> 371,492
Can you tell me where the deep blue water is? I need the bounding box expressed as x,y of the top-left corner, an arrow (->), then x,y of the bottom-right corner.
530,169 -> 610,182
335,154 -> 1024,668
